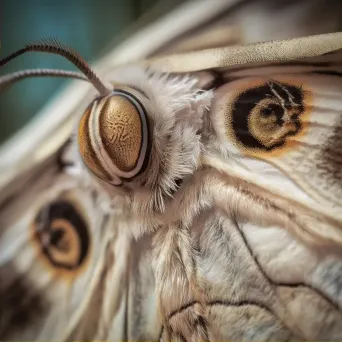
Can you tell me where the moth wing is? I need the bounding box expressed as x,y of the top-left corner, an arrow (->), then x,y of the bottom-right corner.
0,139 -> 110,339
149,33 -> 342,340
69,224 -> 161,340
203,36 -> 342,339
147,33 -> 342,246
120,32 -> 342,340
124,234 -> 161,340
0,133 -> 163,341
209,56 -> 342,248
197,209 -> 342,340
210,55 -> 342,205
154,203 -> 342,341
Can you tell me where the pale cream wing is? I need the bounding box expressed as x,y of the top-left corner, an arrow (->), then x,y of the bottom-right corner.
193,210 -> 342,340
148,33 -> 342,340
124,234 -> 161,341
68,228 -> 161,341
210,60 -> 342,209
155,198 -> 342,340
0,141 -> 115,340
205,56 -> 342,247
200,37 -> 342,339
146,33 -> 342,246
0,139 -> 162,340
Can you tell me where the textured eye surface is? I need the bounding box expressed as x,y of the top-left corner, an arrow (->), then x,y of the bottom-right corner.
31,200 -> 90,272
99,95 -> 142,172
78,90 -> 149,185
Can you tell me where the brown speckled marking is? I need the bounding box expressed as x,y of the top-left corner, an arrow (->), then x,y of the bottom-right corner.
0,263 -> 49,338
317,119 -> 342,192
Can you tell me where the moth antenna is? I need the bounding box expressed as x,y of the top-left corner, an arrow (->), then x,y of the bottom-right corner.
0,69 -> 88,90
0,37 -> 111,95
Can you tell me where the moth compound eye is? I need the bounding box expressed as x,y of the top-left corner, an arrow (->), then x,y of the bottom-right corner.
32,200 -> 90,272
78,90 -> 149,185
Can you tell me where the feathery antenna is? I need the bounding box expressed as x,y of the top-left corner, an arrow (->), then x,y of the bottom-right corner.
0,38 -> 111,95
0,69 -> 88,90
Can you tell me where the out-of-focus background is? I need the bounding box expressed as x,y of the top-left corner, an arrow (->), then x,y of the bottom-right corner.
1,0 -> 342,146
0,0 -> 185,145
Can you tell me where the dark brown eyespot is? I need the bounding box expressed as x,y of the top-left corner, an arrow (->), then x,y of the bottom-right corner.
211,78 -> 313,158
78,90 -> 149,185
31,200 -> 90,272
230,80 -> 305,152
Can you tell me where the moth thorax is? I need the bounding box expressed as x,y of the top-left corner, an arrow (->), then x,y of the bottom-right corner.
78,90 -> 149,185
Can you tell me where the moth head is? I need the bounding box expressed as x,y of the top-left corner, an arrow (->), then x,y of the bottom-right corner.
0,39 -> 150,186
78,89 -> 149,185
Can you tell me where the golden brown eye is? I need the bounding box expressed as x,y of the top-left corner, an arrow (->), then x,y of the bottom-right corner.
32,200 -> 90,272
78,90 -> 149,185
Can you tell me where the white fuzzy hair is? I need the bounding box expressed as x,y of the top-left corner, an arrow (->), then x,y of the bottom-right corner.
68,65 -> 213,238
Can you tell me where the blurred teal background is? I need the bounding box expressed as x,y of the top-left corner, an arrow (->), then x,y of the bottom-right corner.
0,0 -> 183,145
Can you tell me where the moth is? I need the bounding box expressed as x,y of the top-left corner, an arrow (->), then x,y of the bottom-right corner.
1,1 -> 342,341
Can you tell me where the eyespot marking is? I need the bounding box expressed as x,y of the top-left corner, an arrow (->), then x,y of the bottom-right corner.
221,79 -> 312,157
31,199 -> 90,274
